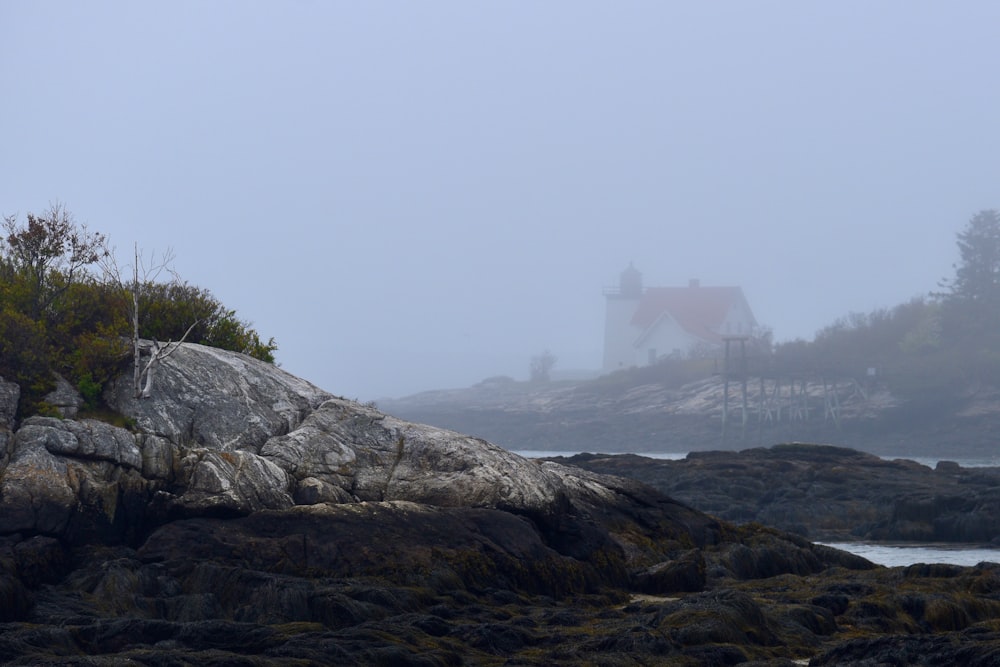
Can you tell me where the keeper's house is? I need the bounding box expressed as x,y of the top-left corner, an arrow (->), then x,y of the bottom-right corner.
603,263 -> 759,372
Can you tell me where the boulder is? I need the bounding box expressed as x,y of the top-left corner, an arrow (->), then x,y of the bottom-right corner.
43,374 -> 84,418
171,448 -> 293,516
633,549 -> 706,593
17,417 -> 141,470
0,435 -> 78,534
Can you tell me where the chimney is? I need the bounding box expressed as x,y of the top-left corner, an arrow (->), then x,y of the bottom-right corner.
688,278 -> 700,288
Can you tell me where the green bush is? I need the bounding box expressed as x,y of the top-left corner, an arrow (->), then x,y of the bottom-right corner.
137,282 -> 276,362
0,305 -> 54,415
76,372 -> 102,412
0,208 -> 279,420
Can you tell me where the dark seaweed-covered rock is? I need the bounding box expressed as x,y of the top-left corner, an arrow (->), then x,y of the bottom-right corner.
557,444 -> 1000,543
633,548 -> 706,593
810,631 -> 1000,666
0,573 -> 31,622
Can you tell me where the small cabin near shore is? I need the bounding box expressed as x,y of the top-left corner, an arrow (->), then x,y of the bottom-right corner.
602,263 -> 759,373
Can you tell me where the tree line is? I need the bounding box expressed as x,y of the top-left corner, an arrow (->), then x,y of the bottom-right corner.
0,203 -> 277,418
768,208 -> 1000,401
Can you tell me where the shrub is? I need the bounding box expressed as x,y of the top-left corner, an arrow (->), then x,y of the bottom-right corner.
0,209 -> 278,419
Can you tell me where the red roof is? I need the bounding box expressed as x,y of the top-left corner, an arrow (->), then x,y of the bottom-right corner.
631,286 -> 752,342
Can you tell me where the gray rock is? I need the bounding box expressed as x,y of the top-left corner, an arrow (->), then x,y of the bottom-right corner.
175,448 -> 293,515
138,433 -> 175,480
0,436 -> 77,534
17,417 -> 141,469
43,374 -> 84,418
261,398 -> 570,513
0,418 -> 155,537
258,400 -> 359,491
104,342 -> 333,451
294,476 -> 354,504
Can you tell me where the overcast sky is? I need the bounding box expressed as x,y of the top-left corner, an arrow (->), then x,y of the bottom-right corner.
3,2 -> 999,399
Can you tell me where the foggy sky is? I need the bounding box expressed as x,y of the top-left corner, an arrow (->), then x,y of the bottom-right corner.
3,2 -> 999,399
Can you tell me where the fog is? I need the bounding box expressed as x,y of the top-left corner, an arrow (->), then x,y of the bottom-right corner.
3,2 -> 998,399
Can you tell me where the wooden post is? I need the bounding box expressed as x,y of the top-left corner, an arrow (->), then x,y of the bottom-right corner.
722,338 -> 731,443
721,336 -> 750,443
758,375 -> 765,444
740,338 -> 748,438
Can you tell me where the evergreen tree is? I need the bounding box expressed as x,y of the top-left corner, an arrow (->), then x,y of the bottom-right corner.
938,209 -> 1000,381
944,209 -> 1000,305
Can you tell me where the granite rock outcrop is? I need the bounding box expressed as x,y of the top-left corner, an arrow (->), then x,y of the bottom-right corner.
0,343 -> 702,540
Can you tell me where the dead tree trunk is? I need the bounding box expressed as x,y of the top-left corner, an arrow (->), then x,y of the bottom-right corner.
132,244 -> 142,398
137,320 -> 198,399
99,241 -> 184,399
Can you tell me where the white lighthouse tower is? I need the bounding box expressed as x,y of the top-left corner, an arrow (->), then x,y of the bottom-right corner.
602,263 -> 644,372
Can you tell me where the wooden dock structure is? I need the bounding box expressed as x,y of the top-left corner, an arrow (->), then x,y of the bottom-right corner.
719,336 -> 867,443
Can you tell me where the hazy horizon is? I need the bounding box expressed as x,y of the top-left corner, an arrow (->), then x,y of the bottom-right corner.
4,2 -> 998,399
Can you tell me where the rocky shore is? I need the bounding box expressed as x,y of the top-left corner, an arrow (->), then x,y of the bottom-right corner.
382,374 -> 1000,461
552,444 -> 1000,544
2,344 -> 1000,664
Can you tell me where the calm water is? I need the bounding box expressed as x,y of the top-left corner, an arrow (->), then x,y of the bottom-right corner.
513,450 -> 687,460
820,543 -> 1000,567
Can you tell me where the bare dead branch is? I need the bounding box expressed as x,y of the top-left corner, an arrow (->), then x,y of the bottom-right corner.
138,319 -> 200,398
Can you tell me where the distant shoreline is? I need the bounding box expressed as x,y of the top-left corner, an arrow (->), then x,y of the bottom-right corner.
512,448 -> 1000,470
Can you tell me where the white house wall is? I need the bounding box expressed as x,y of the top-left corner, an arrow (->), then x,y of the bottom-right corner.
637,318 -> 703,364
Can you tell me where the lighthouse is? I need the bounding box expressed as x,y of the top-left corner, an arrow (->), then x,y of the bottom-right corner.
601,263 -> 758,373
602,263 -> 644,372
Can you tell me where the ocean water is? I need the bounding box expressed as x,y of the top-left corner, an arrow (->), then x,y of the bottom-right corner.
512,450 -> 687,460
820,542 -> 1000,567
